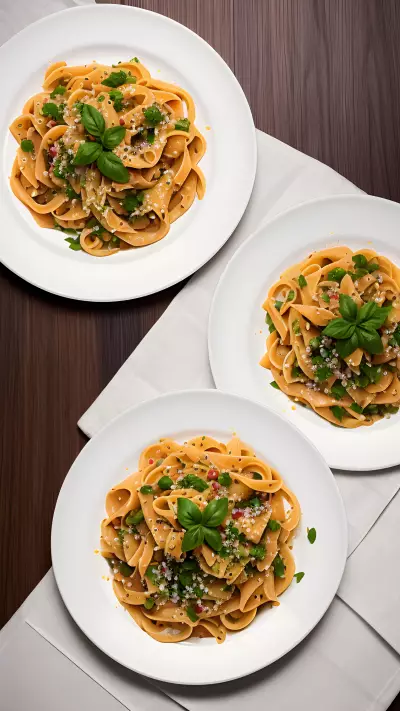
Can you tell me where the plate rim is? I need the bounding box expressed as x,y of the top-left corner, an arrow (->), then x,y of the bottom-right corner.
51,388 -> 348,685
0,4 -> 257,302
208,193 -> 400,472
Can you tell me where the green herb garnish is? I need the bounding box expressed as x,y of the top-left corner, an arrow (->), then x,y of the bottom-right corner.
307,527 -> 317,544
330,405 -> 344,422
273,554 -> 285,578
321,292 -> 330,304
158,476 -> 174,490
144,597 -> 155,610
249,544 -> 266,560
268,519 -> 281,531
102,70 -> 131,88
270,381 -> 280,390
286,290 -> 295,302
322,294 -> 391,357
297,274 -> 307,288
294,572 -> 305,583
50,85 -> 67,98
178,474 -> 209,492
140,485 -> 154,495
122,191 -> 145,213
119,561 -> 134,577
126,509 -> 144,525
178,497 -> 228,552
218,472 -> 232,487
21,139 -> 34,152
275,300 -> 283,311
350,402 -> 363,414
175,118 -> 190,132
265,312 -> 276,333
330,381 -> 347,400
186,605 -> 199,622
143,104 -> 164,126
327,267 -> 347,283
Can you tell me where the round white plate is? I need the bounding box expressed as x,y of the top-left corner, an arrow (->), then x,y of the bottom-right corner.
209,194 -> 400,471
52,390 -> 347,685
0,5 -> 256,301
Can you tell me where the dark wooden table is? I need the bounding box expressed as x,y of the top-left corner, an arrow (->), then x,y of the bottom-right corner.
1,0 -> 400,706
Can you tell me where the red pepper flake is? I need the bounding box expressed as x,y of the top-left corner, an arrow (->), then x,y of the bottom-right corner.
331,293 -> 339,300
47,120 -> 57,128
148,458 -> 154,465
232,510 -> 243,520
212,481 -> 220,491
119,118 -> 125,126
195,603 -> 204,613
207,469 -> 218,480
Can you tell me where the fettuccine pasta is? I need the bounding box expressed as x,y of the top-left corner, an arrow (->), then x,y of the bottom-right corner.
261,246 -> 400,427
9,57 -> 206,256
101,435 -> 300,643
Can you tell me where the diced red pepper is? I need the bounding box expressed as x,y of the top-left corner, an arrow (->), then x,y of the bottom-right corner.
232,510 -> 243,520
47,120 -> 57,128
331,293 -> 339,300
207,469 -> 218,480
49,145 -> 58,157
119,118 -> 125,126
148,458 -> 154,465
195,604 -> 204,614
212,481 -> 220,491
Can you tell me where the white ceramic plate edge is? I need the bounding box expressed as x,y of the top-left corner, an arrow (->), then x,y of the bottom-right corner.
51,389 -> 347,685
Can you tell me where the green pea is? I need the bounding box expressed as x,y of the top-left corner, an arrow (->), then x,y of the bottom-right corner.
158,476 -> 173,490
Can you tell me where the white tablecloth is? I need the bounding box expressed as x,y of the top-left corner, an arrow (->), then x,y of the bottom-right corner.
2,3 -> 400,710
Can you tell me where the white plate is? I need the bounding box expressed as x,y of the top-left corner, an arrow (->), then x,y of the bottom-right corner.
51,390 -> 347,685
0,5 -> 256,301
209,194 -> 400,471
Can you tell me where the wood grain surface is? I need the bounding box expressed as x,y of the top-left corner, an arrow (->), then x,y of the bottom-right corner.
1,1 -> 400,705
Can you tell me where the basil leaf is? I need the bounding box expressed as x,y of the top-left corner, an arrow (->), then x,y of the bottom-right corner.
177,498 -> 202,528
352,254 -> 367,268
275,300 -> 283,311
357,327 -> 384,354
327,267 -> 347,283
297,274 -> 307,287
339,294 -> 358,322
273,554 -> 285,578
307,527 -> 317,544
286,290 -> 295,301
322,319 -> 356,340
335,331 -> 359,358
360,362 -> 382,384
81,104 -> 105,137
97,151 -> 129,183
270,381 -> 280,390
294,572 -> 305,583
21,139 -> 34,152
321,292 -> 330,304
102,125 -> 126,149
175,118 -> 190,132
181,524 -> 204,552
73,141 -> 102,166
367,262 -> 379,273
350,402 -> 363,414
158,476 -> 173,490
203,526 -> 223,551
102,70 -> 128,88
358,302 -> 391,329
202,497 -> 228,527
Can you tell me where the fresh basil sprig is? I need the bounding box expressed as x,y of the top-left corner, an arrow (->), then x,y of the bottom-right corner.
177,497 -> 228,553
322,294 -> 391,357
73,104 -> 129,182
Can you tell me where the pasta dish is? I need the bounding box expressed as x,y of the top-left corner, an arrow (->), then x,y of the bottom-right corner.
261,246 -> 400,427
100,435 -> 300,643
9,58 -> 206,256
